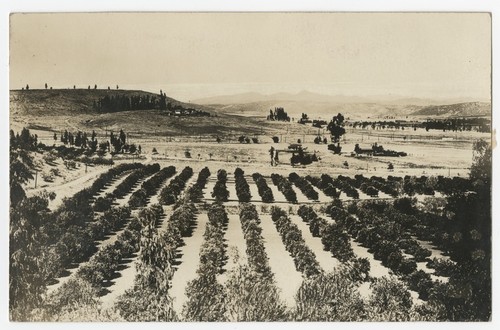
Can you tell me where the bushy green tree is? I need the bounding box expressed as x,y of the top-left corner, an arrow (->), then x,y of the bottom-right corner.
366,277 -> 413,321
294,268 -> 366,321
224,264 -> 287,321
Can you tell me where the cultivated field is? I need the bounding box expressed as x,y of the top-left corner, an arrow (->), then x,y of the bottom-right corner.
9,90 -> 491,321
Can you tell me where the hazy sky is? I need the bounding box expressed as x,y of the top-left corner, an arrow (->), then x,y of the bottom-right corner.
10,12 -> 491,101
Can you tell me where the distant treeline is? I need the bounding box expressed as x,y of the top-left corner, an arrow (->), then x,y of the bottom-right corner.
93,91 -> 210,116
348,118 -> 490,133
93,92 -> 167,112
423,118 -> 490,132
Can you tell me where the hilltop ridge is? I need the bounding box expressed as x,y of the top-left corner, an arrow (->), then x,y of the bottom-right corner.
10,88 -> 202,117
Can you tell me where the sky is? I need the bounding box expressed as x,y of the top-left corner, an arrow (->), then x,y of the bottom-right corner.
10,12 -> 491,102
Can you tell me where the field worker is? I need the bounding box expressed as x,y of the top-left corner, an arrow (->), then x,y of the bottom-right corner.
269,146 -> 275,166
274,149 -> 279,165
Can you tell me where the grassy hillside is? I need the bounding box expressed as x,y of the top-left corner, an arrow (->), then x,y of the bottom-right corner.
10,88 -> 198,117
9,88 -> 289,137
411,102 -> 491,117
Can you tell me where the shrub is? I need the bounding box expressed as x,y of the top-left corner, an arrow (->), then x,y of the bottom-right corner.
269,207 -> 321,277
252,173 -> 274,203
224,264 -> 287,321
158,166 -> 193,205
234,168 -> 251,202
211,169 -> 229,202
321,223 -> 355,262
293,269 -> 366,321
183,203 -> 229,321
288,172 -> 319,201
238,203 -> 273,276
93,193 -> 115,212
407,270 -> 433,300
112,163 -> 160,199
367,277 -> 413,321
271,173 -> 297,203
128,165 -> 176,208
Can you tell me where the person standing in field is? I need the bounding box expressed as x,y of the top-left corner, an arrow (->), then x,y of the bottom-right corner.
269,146 -> 275,166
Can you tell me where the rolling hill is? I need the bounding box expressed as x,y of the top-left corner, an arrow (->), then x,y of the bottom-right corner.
9,88 -> 282,137
10,88 -> 491,138
9,88 -> 201,117
410,102 -> 491,117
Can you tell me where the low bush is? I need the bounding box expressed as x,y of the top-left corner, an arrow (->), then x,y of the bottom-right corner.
270,206 -> 321,277
158,166 -> 194,205
288,172 -> 319,201
252,173 -> 274,203
128,165 -> 176,208
271,173 -> 297,203
211,169 -> 229,202
234,168 -> 252,202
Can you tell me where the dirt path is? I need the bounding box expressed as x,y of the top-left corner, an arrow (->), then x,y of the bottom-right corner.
411,236 -> 450,282
247,178 -> 263,202
27,165 -> 112,210
226,175 -> 239,202
290,185 -> 311,203
339,192 -> 354,201
219,213 -> 248,284
93,170 -> 132,200
148,175 -> 175,205
46,215 -> 133,294
100,255 -> 139,308
412,237 -> 450,261
170,212 -> 208,314
258,213 -> 303,307
46,267 -> 80,294
100,173 -> 196,308
114,172 -> 158,207
203,179 -> 216,201
311,186 -> 331,203
349,238 -> 391,278
289,215 -> 340,272
266,178 -> 288,203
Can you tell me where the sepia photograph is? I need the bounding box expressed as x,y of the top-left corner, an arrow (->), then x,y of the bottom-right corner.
5,5 -> 495,324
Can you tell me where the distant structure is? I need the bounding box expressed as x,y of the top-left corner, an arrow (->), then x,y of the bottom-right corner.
298,113 -> 311,124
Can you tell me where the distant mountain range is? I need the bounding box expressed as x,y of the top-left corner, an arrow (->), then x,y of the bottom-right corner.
193,90 -> 488,107
10,88 -> 490,120
411,102 -> 491,117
